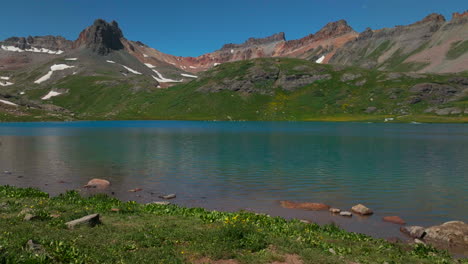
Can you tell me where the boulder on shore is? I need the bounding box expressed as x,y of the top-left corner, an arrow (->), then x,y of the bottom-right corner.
66,214 -> 101,229
351,204 -> 373,215
424,221 -> 468,248
383,216 -> 406,225
329,208 -> 341,214
83,179 -> 110,189
280,201 -> 330,211
400,226 -> 426,239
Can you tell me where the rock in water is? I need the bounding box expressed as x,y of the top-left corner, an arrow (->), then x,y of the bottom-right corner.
280,201 -> 330,211
149,201 -> 171,205
383,216 -> 406,225
351,204 -> 373,215
66,214 -> 101,229
159,194 -> 176,200
83,179 -> 110,189
340,211 -> 352,217
424,221 -> 468,248
400,226 -> 426,239
329,208 -> 341,214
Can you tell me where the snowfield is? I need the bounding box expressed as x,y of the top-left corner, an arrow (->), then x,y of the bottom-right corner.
143,54 -> 149,58
1,45 -> 64,55
41,91 -> 62,100
0,76 -> 10,80
65,58 -> 78,61
34,64 -> 75,84
316,55 -> 325,64
106,60 -> 116,64
152,70 -> 183,83
0,99 -> 18,106
181,73 -> 198,78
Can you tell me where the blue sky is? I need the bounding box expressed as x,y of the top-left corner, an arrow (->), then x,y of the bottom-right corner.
0,0 -> 465,57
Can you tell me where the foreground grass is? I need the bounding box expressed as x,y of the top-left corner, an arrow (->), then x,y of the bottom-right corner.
0,186 -> 464,264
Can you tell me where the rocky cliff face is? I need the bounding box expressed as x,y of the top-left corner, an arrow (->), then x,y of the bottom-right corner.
1,36 -> 72,51
74,19 -> 125,55
329,13 -> 468,73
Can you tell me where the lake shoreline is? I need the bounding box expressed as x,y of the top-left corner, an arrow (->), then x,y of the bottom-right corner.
0,185 -> 464,263
2,182 -> 467,258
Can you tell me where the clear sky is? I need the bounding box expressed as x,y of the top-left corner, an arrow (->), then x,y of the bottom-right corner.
0,0 -> 465,57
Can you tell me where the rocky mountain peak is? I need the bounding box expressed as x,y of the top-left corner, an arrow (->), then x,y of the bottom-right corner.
220,32 -> 286,51
414,13 -> 446,25
315,20 -> 355,38
452,11 -> 468,20
74,19 -> 125,55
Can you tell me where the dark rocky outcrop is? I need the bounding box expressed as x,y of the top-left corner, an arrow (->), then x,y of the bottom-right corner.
221,32 -> 285,51
74,19 -> 124,55
1,36 -> 72,51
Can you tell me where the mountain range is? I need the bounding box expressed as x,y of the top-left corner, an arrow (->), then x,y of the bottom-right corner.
0,11 -> 467,122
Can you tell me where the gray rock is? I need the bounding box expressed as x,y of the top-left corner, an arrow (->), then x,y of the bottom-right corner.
424,221 -> 468,247
24,213 -> 38,221
435,107 -> 462,116
340,211 -> 352,217
364,107 -> 377,113
159,194 -> 176,200
18,208 -> 33,216
329,208 -> 341,214
328,248 -> 337,255
65,214 -> 101,229
341,73 -> 361,82
351,204 -> 373,215
26,240 -> 46,253
414,238 -> 426,245
355,79 -> 367,86
400,226 -> 426,239
278,74 -> 331,91
465,109 -> 468,114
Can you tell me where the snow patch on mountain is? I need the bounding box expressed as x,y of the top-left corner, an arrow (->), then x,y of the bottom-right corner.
106,60 -> 116,64
316,55 -> 325,64
65,58 -> 78,61
0,76 -> 10,80
42,91 -> 62,100
0,99 -> 18,106
0,81 -> 14,86
1,45 -> 64,55
152,70 -> 183,83
144,63 -> 156,69
122,65 -> 142,75
34,64 -> 75,84
181,73 -> 198,78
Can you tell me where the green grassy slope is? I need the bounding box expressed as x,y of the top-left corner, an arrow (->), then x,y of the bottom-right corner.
0,186 -> 462,264
1,58 -> 467,122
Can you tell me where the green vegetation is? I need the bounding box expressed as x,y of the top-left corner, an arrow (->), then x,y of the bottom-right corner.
0,185 -> 463,264
446,40 -> 468,60
1,58 -> 467,123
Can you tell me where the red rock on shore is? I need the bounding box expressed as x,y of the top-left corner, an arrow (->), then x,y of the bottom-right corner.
383,216 -> 406,225
280,201 -> 330,211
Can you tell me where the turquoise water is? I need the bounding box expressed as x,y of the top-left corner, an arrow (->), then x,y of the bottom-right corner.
0,121 -> 467,234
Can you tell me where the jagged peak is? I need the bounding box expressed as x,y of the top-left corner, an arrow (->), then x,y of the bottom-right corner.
74,18 -> 125,55
315,19 -> 355,38
452,10 -> 468,20
220,32 -> 285,51
413,13 -> 446,25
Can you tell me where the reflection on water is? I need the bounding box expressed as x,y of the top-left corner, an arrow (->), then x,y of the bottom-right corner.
0,121 -> 467,235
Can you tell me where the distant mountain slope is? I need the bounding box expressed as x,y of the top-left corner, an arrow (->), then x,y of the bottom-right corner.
1,58 -> 466,122
329,12 -> 468,73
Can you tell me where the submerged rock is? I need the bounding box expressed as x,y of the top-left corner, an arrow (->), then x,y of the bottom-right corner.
280,201 -> 330,211
351,204 -> 373,215
66,214 -> 101,229
383,216 -> 406,225
159,194 -> 176,200
340,211 -> 352,217
83,179 -> 110,189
